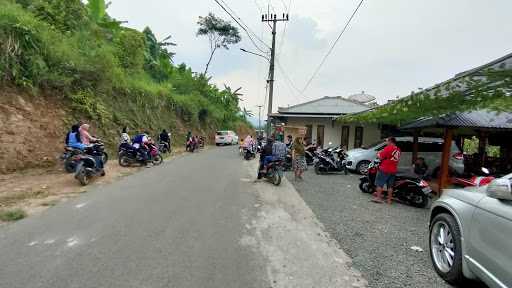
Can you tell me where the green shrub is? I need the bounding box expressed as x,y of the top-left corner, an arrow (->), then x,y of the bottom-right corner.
0,208 -> 27,222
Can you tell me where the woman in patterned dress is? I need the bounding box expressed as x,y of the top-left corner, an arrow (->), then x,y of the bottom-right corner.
292,137 -> 306,180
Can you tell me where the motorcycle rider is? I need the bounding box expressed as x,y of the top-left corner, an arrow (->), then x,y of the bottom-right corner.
286,135 -> 293,150
372,137 -> 401,204
258,137 -> 274,179
120,126 -> 131,145
65,124 -> 86,150
159,129 -> 171,151
132,131 -> 150,167
79,123 -> 97,145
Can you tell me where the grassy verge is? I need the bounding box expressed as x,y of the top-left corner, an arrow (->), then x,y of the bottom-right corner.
0,208 -> 27,222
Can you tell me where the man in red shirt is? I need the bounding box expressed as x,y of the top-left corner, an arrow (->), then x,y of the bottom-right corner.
372,137 -> 401,204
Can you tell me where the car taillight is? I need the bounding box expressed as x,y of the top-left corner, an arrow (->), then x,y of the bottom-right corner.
419,180 -> 429,187
453,152 -> 464,160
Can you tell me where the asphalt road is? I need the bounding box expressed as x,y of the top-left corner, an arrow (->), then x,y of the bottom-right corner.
0,147 -> 267,288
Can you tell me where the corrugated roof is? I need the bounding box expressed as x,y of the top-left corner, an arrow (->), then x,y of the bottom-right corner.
278,96 -> 370,115
400,110 -> 512,130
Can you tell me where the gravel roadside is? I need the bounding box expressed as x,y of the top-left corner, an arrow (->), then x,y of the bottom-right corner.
287,170 -> 486,288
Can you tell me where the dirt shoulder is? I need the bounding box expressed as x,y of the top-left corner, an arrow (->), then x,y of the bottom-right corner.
0,147 -> 190,223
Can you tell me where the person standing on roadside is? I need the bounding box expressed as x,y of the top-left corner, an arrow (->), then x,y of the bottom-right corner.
372,137 -> 401,204
292,137 -> 306,180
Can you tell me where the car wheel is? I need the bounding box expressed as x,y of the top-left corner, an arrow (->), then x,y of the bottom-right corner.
429,213 -> 465,285
356,161 -> 371,174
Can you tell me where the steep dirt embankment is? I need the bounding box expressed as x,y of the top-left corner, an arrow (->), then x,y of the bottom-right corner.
0,88 -> 67,174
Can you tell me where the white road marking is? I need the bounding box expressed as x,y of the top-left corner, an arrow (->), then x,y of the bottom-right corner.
66,237 -> 79,247
44,239 -> 56,244
28,241 -> 38,246
240,178 -> 252,182
75,202 -> 87,209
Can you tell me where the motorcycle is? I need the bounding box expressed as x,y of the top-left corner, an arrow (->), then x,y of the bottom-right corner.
186,138 -> 197,152
451,167 -> 495,187
74,143 -> 106,186
314,146 -> 348,175
61,147 -> 83,173
260,159 -> 284,186
119,143 -> 163,167
305,145 -> 317,166
358,159 -> 433,208
159,141 -> 171,154
244,144 -> 256,160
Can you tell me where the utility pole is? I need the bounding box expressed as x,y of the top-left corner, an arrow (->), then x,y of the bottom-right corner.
262,13 -> 289,137
256,105 -> 263,137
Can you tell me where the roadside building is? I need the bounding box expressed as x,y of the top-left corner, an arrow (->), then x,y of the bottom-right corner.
270,93 -> 381,149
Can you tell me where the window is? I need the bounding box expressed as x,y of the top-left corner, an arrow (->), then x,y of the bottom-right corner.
419,142 -> 443,152
397,140 -> 413,152
317,125 -> 325,147
354,127 -> 364,148
305,125 -> 312,142
341,126 -> 350,149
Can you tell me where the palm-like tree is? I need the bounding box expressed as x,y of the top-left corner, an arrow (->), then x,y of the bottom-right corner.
242,107 -> 254,120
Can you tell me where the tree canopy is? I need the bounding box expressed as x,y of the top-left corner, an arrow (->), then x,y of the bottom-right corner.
196,13 -> 241,74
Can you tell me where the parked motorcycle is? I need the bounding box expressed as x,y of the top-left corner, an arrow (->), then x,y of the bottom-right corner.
74,143 -> 106,186
244,145 -> 256,160
186,138 -> 197,152
305,145 -> 317,166
159,141 -> 171,154
61,147 -> 82,173
314,146 -> 348,175
358,159 -> 432,208
451,167 -> 495,187
119,143 -> 163,167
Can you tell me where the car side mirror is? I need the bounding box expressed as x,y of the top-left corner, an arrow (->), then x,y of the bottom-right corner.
486,179 -> 512,201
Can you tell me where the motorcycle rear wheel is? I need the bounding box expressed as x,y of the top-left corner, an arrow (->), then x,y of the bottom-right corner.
118,153 -> 131,167
152,154 -> 163,166
64,158 -> 76,173
272,171 -> 281,186
359,179 -> 372,193
102,152 -> 109,165
409,191 -> 431,208
76,166 -> 89,186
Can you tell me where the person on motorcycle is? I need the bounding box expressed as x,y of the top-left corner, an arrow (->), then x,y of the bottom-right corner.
120,126 -> 131,145
159,129 -> 170,151
66,124 -> 86,150
257,137 -> 274,179
79,124 -> 97,145
243,135 -> 254,150
132,131 -> 150,167
372,137 -> 401,204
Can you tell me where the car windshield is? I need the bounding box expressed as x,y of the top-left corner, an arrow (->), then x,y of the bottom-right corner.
361,140 -> 384,149
216,131 -> 228,136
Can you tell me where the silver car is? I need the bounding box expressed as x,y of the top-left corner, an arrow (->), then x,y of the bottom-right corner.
345,137 -> 465,175
429,174 -> 512,287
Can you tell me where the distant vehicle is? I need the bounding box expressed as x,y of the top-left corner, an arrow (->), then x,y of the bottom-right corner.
345,137 -> 464,175
428,173 -> 512,287
215,130 -> 238,146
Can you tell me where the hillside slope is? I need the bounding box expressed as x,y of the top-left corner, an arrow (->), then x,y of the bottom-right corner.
0,0 -> 252,173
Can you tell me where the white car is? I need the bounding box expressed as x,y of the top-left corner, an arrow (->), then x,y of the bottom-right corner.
345,137 -> 465,175
215,130 -> 238,146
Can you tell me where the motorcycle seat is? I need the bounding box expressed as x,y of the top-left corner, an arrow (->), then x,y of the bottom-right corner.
396,171 -> 421,180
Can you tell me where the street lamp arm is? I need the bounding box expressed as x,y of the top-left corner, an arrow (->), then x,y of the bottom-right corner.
240,48 -> 270,62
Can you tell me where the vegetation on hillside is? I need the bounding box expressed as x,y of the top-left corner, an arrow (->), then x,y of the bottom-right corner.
0,0 -> 251,141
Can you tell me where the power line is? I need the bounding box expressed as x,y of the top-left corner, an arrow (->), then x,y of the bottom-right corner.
276,0 -> 291,57
301,0 -> 364,94
276,59 -> 305,101
215,0 -> 269,53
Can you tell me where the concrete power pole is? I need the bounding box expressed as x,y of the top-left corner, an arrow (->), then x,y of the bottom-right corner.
262,13 -> 289,137
256,105 -> 263,137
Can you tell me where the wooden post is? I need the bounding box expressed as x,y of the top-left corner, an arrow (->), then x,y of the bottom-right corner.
438,128 -> 454,195
412,130 -> 419,164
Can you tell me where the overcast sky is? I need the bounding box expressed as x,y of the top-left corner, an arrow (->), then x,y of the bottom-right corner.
109,0 -> 512,116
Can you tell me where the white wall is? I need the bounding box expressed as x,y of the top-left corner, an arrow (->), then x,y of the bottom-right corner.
285,117 -> 381,149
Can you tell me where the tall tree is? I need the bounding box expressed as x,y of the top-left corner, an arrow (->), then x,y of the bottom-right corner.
196,13 -> 241,75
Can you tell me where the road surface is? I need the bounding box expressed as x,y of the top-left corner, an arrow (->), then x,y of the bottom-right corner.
0,147 -> 366,288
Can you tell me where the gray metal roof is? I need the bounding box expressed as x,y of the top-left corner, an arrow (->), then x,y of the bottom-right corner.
278,96 -> 370,115
400,110 -> 512,130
